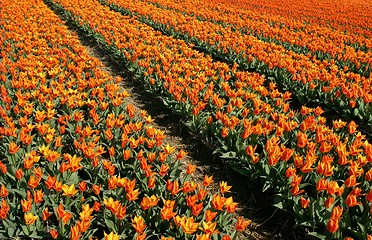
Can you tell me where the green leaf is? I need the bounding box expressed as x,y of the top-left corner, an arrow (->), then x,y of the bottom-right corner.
104,217 -> 117,232
220,151 -> 236,159
4,227 -> 14,238
272,201 -> 284,210
307,232 -> 327,240
21,225 -> 29,236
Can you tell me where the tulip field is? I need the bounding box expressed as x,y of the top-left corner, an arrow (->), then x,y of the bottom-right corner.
1,0 -> 372,239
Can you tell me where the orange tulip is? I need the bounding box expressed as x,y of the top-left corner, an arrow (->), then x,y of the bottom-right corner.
49,229 -> 58,239
345,193 -> 361,207
235,217 -> 251,232
327,217 -> 339,233
300,197 -> 309,208
92,184 -> 101,195
192,202 -> 204,216
166,180 -> 182,195
56,203 -> 73,224
202,221 -> 217,234
44,176 -> 57,189
219,181 -> 232,194
126,188 -> 139,201
297,132 -> 308,148
15,168 -> 24,180
147,177 -> 156,189
202,175 -> 214,187
42,207 -> 52,221
140,195 -> 159,210
186,164 -> 197,174
62,184 -> 79,197
205,210 -> 218,222
160,205 -> 177,220
176,149 -> 188,160
33,189 -> 44,203
316,178 -> 328,191
116,205 -> 126,219
324,197 -> 335,208
221,127 -> 229,138
330,206 -> 343,219
345,175 -> 359,188
70,225 -> 81,240
225,197 -> 238,213
104,232 -> 120,240
24,212 -> 38,225
132,216 -> 146,233
348,121 -> 357,134
21,198 -> 32,213
0,199 -> 10,220
159,164 -> 170,176
211,194 -> 225,211
8,141 -> 20,154
28,175 -> 40,189
0,185 -> 8,198
181,217 -> 199,234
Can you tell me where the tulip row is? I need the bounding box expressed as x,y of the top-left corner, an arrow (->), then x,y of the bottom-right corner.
47,0 -> 372,238
142,0 -> 372,50
221,0 -> 372,39
143,0 -> 372,76
0,0 -> 246,239
101,0 -> 372,132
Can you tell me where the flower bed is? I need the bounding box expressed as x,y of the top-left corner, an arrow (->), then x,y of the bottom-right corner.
45,0 -> 372,238
0,0 -> 246,238
101,0 -> 372,131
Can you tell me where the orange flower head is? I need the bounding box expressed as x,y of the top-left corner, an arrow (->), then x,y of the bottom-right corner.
212,194 -> 226,211
33,189 -> 44,203
162,144 -> 175,155
21,198 -> 32,213
28,175 -> 40,189
8,141 -> 20,155
205,210 -> 218,222
132,216 -> 146,233
0,185 -> 9,198
345,175 -> 359,188
186,164 -> 197,174
126,188 -> 140,201
300,197 -> 309,208
324,197 -> 335,208
202,221 -> 218,234
24,212 -> 38,225
192,202 -> 204,216
62,184 -> 79,197
49,229 -> 58,239
202,175 -> 214,187
92,184 -> 101,195
161,206 -> 177,221
235,217 -> 251,232
297,132 -> 308,148
327,217 -> 339,233
42,207 -> 52,221
225,197 -> 238,213
140,195 -> 159,210
70,225 -> 82,240
181,217 -> 199,234
219,181 -> 232,194
176,149 -> 188,160
147,177 -> 156,189
104,232 -> 120,240
16,168 -> 24,180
